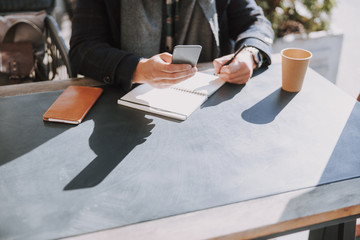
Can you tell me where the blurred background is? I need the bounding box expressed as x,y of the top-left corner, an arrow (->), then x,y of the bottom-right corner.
330,0 -> 360,99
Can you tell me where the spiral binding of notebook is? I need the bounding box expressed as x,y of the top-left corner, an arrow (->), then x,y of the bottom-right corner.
170,86 -> 208,97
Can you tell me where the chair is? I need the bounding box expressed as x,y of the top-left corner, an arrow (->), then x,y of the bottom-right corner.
0,0 -> 73,84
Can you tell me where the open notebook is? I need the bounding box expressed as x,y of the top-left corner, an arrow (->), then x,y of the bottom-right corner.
117,72 -> 225,120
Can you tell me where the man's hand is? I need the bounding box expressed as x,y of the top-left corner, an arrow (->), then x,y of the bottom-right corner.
213,50 -> 255,84
132,52 -> 197,88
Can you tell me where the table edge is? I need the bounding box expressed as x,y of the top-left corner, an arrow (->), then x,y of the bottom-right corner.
0,78 -> 103,98
61,177 -> 360,240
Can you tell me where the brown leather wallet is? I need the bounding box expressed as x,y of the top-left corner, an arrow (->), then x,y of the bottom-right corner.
43,86 -> 103,124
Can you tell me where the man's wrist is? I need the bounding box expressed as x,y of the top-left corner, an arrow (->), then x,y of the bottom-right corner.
132,58 -> 148,84
242,47 -> 263,69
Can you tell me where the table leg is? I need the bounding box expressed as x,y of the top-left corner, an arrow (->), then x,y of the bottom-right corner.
308,220 -> 356,240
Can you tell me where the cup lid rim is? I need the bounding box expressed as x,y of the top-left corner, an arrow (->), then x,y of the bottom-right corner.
281,48 -> 312,60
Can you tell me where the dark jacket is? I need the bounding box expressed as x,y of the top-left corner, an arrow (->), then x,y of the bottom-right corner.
69,0 -> 274,91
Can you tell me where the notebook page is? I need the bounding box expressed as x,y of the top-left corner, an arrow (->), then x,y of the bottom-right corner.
172,72 -> 225,96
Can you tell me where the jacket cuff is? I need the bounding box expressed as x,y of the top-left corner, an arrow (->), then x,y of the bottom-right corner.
113,54 -> 141,92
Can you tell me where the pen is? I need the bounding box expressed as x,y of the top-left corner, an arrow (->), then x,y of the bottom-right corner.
223,44 -> 248,66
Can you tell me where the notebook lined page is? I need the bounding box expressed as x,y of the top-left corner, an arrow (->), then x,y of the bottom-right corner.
172,72 -> 224,96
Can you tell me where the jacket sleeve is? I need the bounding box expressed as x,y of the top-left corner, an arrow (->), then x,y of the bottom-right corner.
226,0 -> 274,66
69,0 -> 138,91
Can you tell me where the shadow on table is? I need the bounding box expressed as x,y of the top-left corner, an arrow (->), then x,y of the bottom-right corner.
201,67 -> 268,109
0,86 -> 154,190
0,91 -> 77,167
64,87 -> 155,190
242,88 -> 297,124
201,82 -> 245,108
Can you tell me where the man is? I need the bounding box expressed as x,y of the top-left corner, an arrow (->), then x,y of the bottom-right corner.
69,0 -> 274,91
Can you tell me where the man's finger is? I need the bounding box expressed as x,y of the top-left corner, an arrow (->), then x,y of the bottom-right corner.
159,52 -> 173,63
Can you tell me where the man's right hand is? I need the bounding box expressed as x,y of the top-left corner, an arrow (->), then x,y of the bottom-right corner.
132,52 -> 197,88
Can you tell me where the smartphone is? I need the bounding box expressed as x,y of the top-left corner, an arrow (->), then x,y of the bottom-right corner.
171,45 -> 202,66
